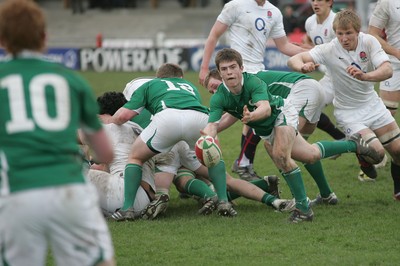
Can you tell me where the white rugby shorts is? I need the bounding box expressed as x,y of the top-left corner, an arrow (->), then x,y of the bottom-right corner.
140,109 -> 208,153
287,79 -> 325,124
156,141 -> 201,174
260,99 -> 299,144
334,97 -> 394,136
379,63 -> 400,92
0,183 -> 114,266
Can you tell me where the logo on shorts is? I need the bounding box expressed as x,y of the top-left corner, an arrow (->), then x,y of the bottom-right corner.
359,51 -> 368,62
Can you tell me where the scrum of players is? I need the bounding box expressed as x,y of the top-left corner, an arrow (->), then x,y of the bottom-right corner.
81,0 -> 400,224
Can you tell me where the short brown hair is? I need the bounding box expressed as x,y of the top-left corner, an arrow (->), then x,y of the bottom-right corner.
215,48 -> 243,71
156,63 -> 184,78
0,0 -> 46,55
204,68 -> 222,89
333,9 -> 361,33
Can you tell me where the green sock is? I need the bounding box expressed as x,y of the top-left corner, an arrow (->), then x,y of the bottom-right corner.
304,160 -> 332,197
121,163 -> 142,211
250,179 -> 269,191
227,190 -> 276,206
281,170 -> 294,198
184,178 -> 217,199
315,140 -> 357,159
282,167 -> 309,212
261,193 -> 277,206
208,160 -> 228,202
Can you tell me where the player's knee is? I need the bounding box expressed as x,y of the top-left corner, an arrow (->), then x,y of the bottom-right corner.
382,99 -> 398,116
173,168 -> 195,193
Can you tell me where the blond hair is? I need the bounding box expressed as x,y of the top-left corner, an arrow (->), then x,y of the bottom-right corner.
333,9 -> 361,33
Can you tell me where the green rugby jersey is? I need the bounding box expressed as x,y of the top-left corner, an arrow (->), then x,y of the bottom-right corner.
0,54 -> 102,194
209,72 -> 284,136
124,77 -> 209,115
256,70 -> 312,98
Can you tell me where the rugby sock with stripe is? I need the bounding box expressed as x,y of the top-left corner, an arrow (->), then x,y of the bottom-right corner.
184,178 -> 217,199
315,140 -> 357,159
282,167 -> 309,213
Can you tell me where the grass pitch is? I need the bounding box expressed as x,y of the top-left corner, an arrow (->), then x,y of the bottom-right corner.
78,71 -> 400,266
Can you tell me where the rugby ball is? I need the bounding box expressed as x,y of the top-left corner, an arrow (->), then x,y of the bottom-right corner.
195,135 -> 222,167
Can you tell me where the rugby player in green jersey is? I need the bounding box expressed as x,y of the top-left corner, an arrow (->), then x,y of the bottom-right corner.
0,0 -> 115,264
201,48 -> 380,223
205,69 -> 339,206
111,63 -> 237,220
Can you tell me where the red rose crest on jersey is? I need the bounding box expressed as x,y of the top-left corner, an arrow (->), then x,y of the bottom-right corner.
359,51 -> 368,62
267,10 -> 272,18
324,28 -> 328,37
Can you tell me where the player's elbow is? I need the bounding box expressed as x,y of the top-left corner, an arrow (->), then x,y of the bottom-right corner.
386,65 -> 393,79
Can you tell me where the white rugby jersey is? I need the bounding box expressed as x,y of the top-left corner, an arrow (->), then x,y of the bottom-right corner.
103,121 -> 155,190
305,10 -> 336,45
217,0 -> 286,73
104,122 -> 140,176
123,77 -> 153,100
369,0 -> 400,66
309,32 -> 390,109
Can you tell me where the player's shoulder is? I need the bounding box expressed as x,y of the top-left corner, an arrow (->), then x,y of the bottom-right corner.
374,0 -> 390,10
305,14 -> 317,24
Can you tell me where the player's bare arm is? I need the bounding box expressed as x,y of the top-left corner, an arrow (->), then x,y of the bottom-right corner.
241,101 -> 271,124
83,129 -> 114,164
287,52 -> 318,73
368,25 -> 400,60
111,107 -> 137,125
218,113 -> 238,132
273,36 -> 308,57
199,21 -> 228,85
201,122 -> 219,138
347,61 -> 392,82
300,34 -> 315,49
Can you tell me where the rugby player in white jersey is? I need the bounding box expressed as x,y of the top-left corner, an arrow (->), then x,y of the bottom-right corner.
288,9 -> 400,201
303,0 -> 337,107
369,0 -> 400,116
303,0 -> 383,181
87,92 -> 157,218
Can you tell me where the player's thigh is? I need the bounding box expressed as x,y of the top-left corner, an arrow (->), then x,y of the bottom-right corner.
49,184 -> 114,266
140,109 -> 207,153
1,191 -> 49,266
271,126 -> 295,160
181,110 -> 209,149
88,170 -> 124,213
291,133 -> 320,163
374,121 -> 400,162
